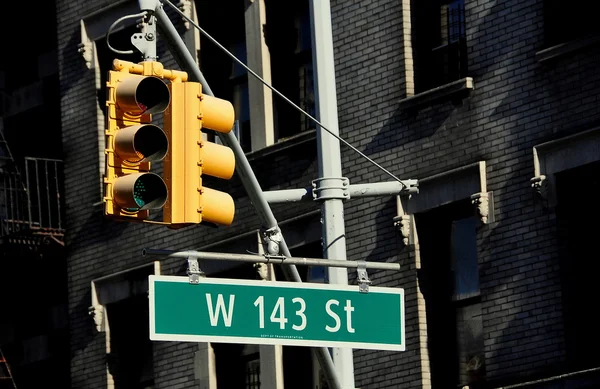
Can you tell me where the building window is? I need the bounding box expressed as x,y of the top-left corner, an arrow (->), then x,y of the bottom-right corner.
295,10 -> 315,133
555,161 -> 600,370
245,354 -> 261,389
265,0 -> 314,140
230,40 -> 251,152
106,294 -> 154,389
412,0 -> 467,93
416,199 -> 485,388
92,263 -> 158,389
543,0 -> 599,48
197,0 -> 247,146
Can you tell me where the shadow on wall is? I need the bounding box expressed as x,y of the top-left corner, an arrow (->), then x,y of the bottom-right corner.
70,208 -> 129,247
361,196 -> 405,265
71,288 -> 98,353
61,29 -> 91,99
357,88 -> 480,183
360,101 -> 454,156
358,0 -> 600,178
472,165 -> 562,385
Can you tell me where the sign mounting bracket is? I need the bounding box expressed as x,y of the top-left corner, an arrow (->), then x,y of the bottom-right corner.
357,260 -> 372,293
187,257 -> 204,284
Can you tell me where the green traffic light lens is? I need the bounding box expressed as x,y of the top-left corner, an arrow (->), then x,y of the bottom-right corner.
132,174 -> 168,210
114,173 -> 167,212
134,179 -> 148,207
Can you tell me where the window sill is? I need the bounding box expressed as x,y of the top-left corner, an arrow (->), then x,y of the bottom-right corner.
536,34 -> 600,63
399,77 -> 474,111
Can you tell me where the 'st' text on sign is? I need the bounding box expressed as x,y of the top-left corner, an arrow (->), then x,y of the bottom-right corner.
149,275 -> 405,351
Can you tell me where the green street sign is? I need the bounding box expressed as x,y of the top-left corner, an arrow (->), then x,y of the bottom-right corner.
149,275 -> 405,351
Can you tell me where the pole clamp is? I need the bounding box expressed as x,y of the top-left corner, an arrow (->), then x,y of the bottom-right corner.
187,257 -> 204,284
357,260 -> 372,293
312,177 -> 349,201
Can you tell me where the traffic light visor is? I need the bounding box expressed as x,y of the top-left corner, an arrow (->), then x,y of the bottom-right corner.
114,124 -> 168,163
113,172 -> 168,211
200,94 -> 235,133
116,75 -> 170,115
201,187 -> 235,226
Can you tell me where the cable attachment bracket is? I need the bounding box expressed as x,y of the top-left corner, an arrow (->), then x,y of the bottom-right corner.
262,226 -> 283,256
357,260 -> 372,293
187,257 -> 204,284
131,12 -> 158,61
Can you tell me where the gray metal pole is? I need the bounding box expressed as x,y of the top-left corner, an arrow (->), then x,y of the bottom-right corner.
309,1 -> 355,388
262,180 -> 419,203
153,4 -> 342,389
143,248 -> 402,271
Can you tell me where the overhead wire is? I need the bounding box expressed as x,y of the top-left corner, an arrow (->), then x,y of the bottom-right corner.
161,0 -> 408,188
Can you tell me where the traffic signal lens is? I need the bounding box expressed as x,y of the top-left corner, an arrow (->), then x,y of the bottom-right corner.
132,174 -> 167,209
113,172 -> 168,211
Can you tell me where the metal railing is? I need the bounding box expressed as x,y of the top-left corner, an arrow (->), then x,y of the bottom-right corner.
0,157 -> 64,240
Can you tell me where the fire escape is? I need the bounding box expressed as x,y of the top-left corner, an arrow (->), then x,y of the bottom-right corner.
0,127 -> 64,251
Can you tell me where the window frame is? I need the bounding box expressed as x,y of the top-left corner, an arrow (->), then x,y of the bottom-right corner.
415,203 -> 485,388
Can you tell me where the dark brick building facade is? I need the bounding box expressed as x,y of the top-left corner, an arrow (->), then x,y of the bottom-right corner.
2,0 -> 597,388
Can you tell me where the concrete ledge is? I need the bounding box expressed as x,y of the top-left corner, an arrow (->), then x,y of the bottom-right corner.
536,34 -> 600,63
399,77 -> 474,110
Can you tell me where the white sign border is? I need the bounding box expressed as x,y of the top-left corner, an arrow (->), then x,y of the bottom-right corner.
149,275 -> 405,352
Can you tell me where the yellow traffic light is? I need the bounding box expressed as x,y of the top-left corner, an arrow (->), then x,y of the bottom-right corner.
104,66 -> 169,220
163,79 -> 236,226
103,59 -> 236,227
104,60 -> 184,221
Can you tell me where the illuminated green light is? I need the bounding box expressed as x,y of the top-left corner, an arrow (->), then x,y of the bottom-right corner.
134,180 -> 148,207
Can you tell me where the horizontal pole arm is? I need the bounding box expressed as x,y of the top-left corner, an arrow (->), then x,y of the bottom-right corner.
262,180 -> 419,203
143,249 -> 400,271
262,188 -> 312,203
348,180 -> 418,197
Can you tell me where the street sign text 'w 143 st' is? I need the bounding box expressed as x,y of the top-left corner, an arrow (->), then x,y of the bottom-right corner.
149,275 -> 405,351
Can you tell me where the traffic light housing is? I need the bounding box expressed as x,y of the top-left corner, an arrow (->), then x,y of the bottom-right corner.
103,61 -> 172,220
163,78 -> 236,226
103,60 -> 236,227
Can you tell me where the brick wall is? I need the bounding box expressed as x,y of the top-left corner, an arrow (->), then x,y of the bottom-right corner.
56,0 -> 600,387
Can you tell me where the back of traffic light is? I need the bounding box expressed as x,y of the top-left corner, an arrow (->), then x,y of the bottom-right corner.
103,59 -> 236,227
162,79 -> 235,227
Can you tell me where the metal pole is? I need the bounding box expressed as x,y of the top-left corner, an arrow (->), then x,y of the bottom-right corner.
262,180 -> 419,204
309,1 -> 355,388
153,4 -> 342,389
143,248 -> 402,271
